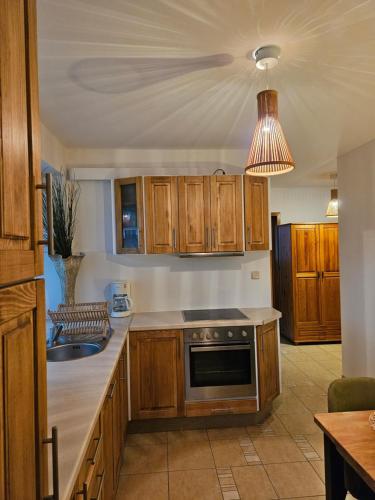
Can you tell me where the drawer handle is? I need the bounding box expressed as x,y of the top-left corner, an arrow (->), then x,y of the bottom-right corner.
88,434 -> 102,465
36,172 -> 55,256
92,471 -> 105,500
120,376 -> 127,381
107,380 -> 117,399
211,408 -> 234,415
78,469 -> 105,500
43,426 -> 59,500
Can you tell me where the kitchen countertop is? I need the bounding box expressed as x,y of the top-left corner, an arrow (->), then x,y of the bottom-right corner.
47,316 -> 131,500
129,307 -> 281,331
47,307 -> 281,499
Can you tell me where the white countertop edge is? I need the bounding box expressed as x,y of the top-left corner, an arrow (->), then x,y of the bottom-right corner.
129,307 -> 282,331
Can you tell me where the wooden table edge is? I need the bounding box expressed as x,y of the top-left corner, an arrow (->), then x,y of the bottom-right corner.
314,411 -> 375,492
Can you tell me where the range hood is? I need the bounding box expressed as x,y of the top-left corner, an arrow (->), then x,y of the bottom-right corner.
178,252 -> 244,258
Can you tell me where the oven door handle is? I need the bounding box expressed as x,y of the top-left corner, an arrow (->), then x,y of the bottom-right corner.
190,344 -> 251,353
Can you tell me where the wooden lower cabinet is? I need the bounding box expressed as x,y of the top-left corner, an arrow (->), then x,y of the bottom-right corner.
74,348 -> 128,500
0,280 -> 48,499
257,321 -> 280,410
130,330 -> 184,419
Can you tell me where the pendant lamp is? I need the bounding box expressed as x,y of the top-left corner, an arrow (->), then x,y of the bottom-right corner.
326,174 -> 338,217
245,45 -> 295,176
246,89 -> 295,176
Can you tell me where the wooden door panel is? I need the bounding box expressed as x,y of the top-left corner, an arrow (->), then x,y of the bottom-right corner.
210,176 -> 243,252
321,276 -> 341,328
257,322 -> 279,409
145,177 -> 178,254
178,176 -> 210,253
244,176 -> 269,250
319,224 -> 339,273
0,0 -> 30,240
102,395 -> 114,499
0,280 -> 47,500
130,330 -> 184,419
0,0 -> 43,285
2,313 -> 36,500
293,225 -> 319,274
295,277 -> 321,328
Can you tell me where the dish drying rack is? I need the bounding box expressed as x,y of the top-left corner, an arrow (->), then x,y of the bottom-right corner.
48,302 -> 111,341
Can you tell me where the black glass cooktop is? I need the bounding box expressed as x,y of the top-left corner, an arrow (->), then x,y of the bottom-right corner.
182,308 -> 247,322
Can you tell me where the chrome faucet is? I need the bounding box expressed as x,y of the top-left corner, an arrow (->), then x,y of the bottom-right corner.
48,325 -> 63,347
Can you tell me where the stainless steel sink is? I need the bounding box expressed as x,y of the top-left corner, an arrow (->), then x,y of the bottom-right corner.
47,342 -> 103,362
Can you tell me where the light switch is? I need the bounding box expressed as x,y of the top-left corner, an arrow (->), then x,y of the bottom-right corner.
251,271 -> 260,280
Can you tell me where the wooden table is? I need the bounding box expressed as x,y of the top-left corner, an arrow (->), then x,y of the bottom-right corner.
315,411 -> 375,499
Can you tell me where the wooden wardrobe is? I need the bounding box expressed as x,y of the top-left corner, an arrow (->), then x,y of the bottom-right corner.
0,0 -> 51,498
277,223 -> 341,344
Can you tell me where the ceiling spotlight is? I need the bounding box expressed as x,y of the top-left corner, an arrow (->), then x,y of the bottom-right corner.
251,45 -> 281,70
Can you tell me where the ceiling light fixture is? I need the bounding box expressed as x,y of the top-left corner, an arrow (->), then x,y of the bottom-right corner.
245,46 -> 295,177
326,174 -> 339,218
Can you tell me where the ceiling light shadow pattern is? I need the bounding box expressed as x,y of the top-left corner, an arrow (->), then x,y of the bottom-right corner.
69,54 -> 234,93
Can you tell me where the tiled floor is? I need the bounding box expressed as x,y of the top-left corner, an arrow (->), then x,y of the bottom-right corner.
117,341 -> 349,499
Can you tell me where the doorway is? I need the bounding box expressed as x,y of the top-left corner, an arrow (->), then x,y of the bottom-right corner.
270,212 -> 281,308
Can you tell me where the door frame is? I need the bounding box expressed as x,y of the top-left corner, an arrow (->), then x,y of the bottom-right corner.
270,212 -> 281,307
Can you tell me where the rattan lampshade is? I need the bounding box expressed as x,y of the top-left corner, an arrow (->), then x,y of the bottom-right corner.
246,90 -> 295,176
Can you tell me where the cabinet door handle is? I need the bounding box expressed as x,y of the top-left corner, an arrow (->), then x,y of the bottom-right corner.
43,426 -> 59,500
172,228 -> 176,251
206,227 -> 210,249
107,380 -> 117,399
88,434 -> 102,465
36,172 -> 55,256
120,376 -> 127,381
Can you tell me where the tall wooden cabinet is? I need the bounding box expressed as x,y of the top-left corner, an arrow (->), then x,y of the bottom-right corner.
277,223 -> 341,343
0,0 -> 49,498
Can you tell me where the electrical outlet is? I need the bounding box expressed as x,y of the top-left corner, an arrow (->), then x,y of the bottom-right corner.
251,271 -> 260,280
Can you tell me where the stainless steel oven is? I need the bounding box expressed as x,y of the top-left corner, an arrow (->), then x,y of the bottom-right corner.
184,326 -> 257,401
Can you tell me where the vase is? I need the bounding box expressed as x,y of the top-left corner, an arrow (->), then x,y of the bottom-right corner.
50,253 -> 85,305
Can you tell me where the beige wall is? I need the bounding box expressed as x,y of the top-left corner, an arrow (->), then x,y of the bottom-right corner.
338,139 -> 375,377
41,123 -> 66,169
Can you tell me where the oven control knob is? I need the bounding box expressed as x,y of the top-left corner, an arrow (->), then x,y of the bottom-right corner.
227,331 -> 233,338
241,330 -> 248,337
213,331 -> 220,339
199,332 -> 205,340
192,333 -> 198,340
206,332 -> 212,340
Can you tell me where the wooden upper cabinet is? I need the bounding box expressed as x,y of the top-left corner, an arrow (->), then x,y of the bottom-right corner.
0,280 -> 47,499
114,177 -> 144,254
145,176 -> 179,254
244,176 -> 269,251
178,176 -> 211,253
130,330 -> 184,419
210,175 -> 243,252
0,0 -> 43,286
257,321 -> 280,409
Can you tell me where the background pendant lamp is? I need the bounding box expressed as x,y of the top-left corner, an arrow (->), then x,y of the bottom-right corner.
326,174 -> 338,217
246,46 -> 295,176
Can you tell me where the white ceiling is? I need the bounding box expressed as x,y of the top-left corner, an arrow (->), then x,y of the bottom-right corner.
37,0 -> 375,186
